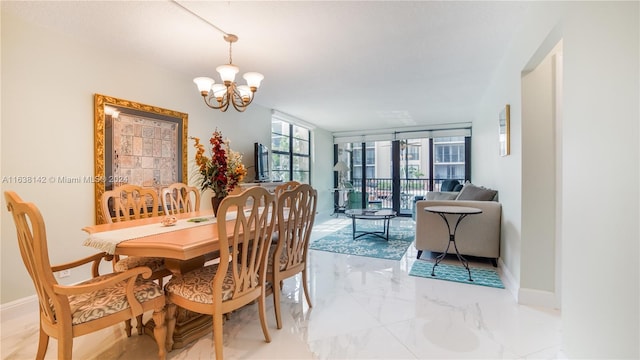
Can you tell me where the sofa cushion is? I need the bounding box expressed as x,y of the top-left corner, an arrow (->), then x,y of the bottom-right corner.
440,179 -> 460,192
456,183 -> 497,201
426,192 -> 459,200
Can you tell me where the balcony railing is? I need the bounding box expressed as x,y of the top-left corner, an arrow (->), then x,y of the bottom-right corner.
348,177 -> 464,212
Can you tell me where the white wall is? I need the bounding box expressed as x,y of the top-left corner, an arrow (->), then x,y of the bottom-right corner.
0,12 -> 333,303
562,3 -> 638,357
521,45 -> 559,300
475,2 -> 639,357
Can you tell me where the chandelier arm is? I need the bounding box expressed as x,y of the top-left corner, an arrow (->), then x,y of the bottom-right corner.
202,91 -> 232,112
202,95 -> 225,110
230,86 -> 252,112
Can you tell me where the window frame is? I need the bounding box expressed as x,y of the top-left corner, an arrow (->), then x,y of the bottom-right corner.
271,119 -> 311,183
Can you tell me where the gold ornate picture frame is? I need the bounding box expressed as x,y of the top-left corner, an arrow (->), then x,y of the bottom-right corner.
499,104 -> 510,156
94,94 -> 188,224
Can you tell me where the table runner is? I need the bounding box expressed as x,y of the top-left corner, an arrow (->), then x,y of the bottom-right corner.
83,215 -> 227,254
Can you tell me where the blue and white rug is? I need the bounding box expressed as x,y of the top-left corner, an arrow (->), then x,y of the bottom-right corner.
309,219 -> 414,260
409,260 -> 505,289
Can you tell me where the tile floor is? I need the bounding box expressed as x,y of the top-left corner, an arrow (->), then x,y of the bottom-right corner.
1,216 -> 564,359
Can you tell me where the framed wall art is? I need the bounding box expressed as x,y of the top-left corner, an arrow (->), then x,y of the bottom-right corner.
499,104 -> 510,156
94,94 -> 188,224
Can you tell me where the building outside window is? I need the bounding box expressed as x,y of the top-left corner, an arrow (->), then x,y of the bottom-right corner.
271,118 -> 311,183
433,136 -> 465,181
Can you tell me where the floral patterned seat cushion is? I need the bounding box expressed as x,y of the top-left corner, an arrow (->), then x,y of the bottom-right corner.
165,263 -> 256,304
65,273 -> 163,325
114,256 -> 165,272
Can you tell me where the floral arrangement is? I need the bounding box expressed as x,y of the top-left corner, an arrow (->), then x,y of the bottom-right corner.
191,129 -> 247,199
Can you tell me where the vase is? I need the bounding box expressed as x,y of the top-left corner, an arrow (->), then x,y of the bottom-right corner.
211,196 -> 223,216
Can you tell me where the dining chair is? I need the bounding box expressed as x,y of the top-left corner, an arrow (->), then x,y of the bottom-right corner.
100,184 -> 171,334
4,191 -> 167,360
267,183 -> 317,329
164,186 -> 277,358
274,181 -> 300,200
272,181 -> 301,242
161,183 -> 200,215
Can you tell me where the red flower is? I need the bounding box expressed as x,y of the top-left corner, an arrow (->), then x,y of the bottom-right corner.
190,129 -> 247,199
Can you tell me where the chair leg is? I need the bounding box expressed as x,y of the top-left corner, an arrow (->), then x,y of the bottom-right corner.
136,314 -> 144,335
302,269 -> 313,308
213,312 -> 224,360
57,334 -> 72,360
165,304 -> 177,352
151,307 -> 167,360
273,280 -> 282,329
35,327 -> 49,360
258,293 -> 271,343
124,319 -> 133,337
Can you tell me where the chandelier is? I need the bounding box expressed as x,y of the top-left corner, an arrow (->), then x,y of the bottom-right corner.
193,34 -> 264,112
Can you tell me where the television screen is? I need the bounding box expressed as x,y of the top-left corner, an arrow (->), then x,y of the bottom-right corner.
254,142 -> 270,182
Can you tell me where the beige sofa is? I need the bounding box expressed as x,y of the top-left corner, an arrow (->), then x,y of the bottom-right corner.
414,197 -> 501,266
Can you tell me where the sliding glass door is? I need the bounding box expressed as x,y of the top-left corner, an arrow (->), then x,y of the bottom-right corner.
335,136 -> 469,216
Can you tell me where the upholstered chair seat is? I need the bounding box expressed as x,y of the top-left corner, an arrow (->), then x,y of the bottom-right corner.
114,257 -> 166,273
165,263 -> 252,303
65,273 -> 163,325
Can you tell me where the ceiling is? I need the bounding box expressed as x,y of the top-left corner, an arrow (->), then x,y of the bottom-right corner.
3,1 -> 531,133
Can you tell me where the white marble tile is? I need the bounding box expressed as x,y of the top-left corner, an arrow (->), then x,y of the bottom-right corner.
1,217 -> 563,360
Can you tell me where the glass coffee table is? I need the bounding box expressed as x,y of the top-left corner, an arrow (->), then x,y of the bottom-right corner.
344,209 -> 397,241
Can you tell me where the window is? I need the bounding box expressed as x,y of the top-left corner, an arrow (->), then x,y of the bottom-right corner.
271,118 -> 311,183
434,136 -> 465,182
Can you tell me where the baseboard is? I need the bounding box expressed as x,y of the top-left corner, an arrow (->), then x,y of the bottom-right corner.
0,295 -> 38,323
498,258 -> 519,300
518,287 -> 560,309
498,258 -> 560,309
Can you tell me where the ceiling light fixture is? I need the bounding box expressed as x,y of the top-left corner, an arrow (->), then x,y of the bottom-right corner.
193,34 -> 264,112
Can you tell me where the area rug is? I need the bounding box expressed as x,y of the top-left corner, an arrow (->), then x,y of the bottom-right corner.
409,260 -> 505,289
309,219 -> 414,260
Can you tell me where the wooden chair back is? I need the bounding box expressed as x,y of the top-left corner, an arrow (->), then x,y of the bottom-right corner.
101,184 -> 159,223
162,183 -> 200,215
274,183 -> 317,274
274,181 -> 301,209
5,191 -> 58,327
216,186 -> 277,306
274,181 -> 300,199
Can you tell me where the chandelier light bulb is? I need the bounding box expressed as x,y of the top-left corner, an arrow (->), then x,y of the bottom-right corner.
243,72 -> 264,90
216,64 -> 239,85
236,85 -> 252,102
193,77 -> 215,95
212,84 -> 227,100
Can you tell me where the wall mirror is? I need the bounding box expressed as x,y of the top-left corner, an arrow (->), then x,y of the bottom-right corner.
94,94 -> 188,224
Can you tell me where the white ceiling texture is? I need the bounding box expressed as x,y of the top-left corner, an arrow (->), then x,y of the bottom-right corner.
3,1 -> 531,133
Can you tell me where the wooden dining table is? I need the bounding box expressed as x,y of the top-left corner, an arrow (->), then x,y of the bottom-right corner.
82,210 -> 232,350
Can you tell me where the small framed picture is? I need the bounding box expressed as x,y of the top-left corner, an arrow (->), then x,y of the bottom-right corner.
499,104 -> 510,156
